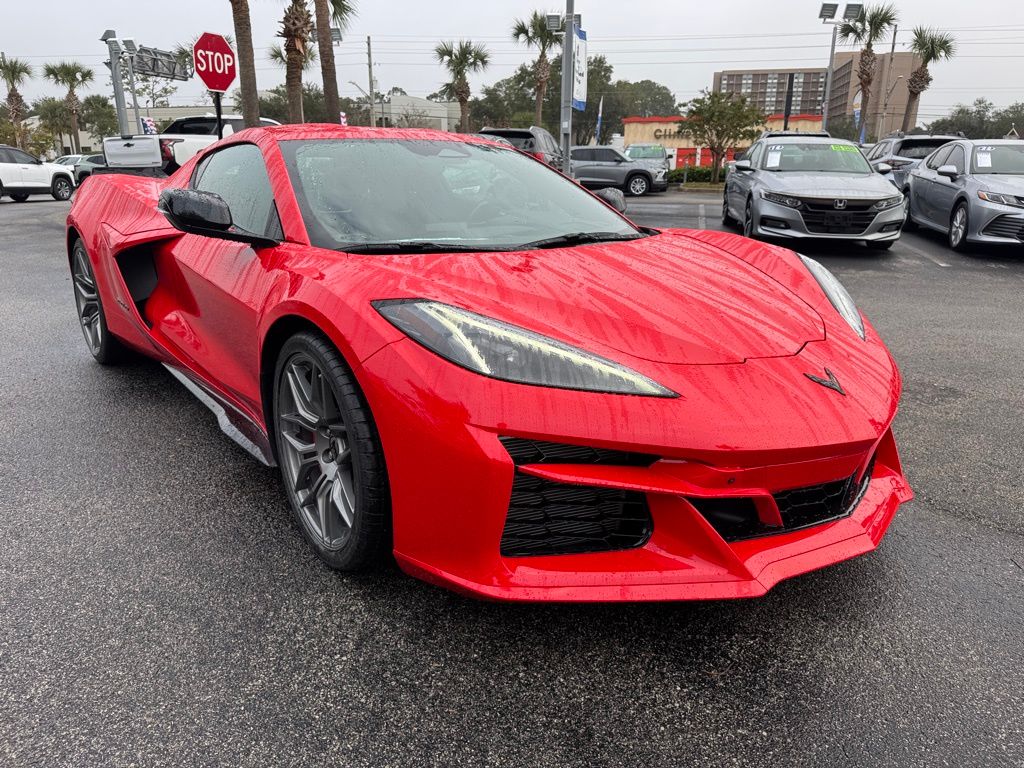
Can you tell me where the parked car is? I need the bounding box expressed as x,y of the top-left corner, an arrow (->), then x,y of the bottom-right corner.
624,143 -> 671,172
159,114 -> 281,173
73,153 -> 107,184
907,138 -> 1024,251
865,132 -> 962,198
0,144 -> 75,201
722,134 -> 904,250
570,146 -> 668,196
54,154 -> 85,167
478,126 -> 563,168
66,124 -> 911,601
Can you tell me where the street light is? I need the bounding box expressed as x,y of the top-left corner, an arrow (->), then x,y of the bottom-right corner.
820,3 -> 862,131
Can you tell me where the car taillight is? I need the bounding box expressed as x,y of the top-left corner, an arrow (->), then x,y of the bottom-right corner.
160,138 -> 180,162
530,151 -> 545,161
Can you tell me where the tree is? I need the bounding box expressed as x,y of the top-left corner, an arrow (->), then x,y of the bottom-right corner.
134,74 -> 178,109
268,43 -> 318,71
229,0 -> 261,127
32,97 -> 73,152
312,0 -> 356,125
0,54 -> 32,149
926,98 -> 1024,139
902,27 -> 956,132
80,94 -> 118,139
43,61 -> 94,153
278,0 -> 315,123
838,3 -> 898,142
244,82 -> 365,126
678,89 -> 766,182
511,11 -> 561,128
434,40 -> 489,133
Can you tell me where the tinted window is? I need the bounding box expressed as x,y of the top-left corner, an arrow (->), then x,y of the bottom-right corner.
926,145 -> 953,170
947,145 -> 966,174
9,149 -> 37,164
87,155 -> 105,164
482,131 -> 534,151
896,139 -> 953,159
194,143 -> 281,238
595,149 -> 622,162
165,118 -> 218,135
571,149 -> 594,161
0,149 -> 14,164
279,139 -> 639,251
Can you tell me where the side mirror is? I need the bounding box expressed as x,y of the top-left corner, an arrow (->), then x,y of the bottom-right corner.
594,187 -> 627,213
158,188 -> 278,247
937,164 -> 959,180
876,162 -> 893,174
734,159 -> 752,172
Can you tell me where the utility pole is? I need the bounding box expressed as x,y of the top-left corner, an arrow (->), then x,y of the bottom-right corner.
123,49 -> 143,134
101,30 -> 131,136
366,36 -> 376,128
558,0 -> 575,175
822,23 -> 838,131
876,25 -> 898,138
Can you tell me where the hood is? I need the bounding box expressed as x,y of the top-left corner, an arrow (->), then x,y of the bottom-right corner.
761,173 -> 898,198
369,232 -> 825,365
978,174 -> 1024,195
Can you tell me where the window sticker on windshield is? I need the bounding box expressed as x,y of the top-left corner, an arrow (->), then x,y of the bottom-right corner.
831,144 -> 858,152
769,145 -> 784,151
766,150 -> 782,168
978,146 -> 995,151
976,152 -> 992,168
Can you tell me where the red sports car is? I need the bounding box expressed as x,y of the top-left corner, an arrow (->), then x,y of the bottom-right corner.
67,125 -> 911,601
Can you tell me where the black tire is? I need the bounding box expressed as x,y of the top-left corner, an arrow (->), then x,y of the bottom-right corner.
273,331 -> 391,571
11,193 -> 30,202
70,239 -> 127,364
51,175 -> 73,201
77,172 -> 90,184
625,174 -> 650,197
949,202 -> 970,252
721,193 -> 736,227
866,240 -> 895,251
742,197 -> 756,239
900,188 -> 915,230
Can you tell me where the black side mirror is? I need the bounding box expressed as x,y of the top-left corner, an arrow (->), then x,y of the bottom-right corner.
158,188 -> 278,247
594,187 -> 627,213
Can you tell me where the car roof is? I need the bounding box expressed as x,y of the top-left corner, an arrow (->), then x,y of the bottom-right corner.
962,138 -> 1023,146
760,135 -> 849,145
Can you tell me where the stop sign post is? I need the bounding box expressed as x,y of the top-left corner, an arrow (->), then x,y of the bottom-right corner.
193,32 -> 237,139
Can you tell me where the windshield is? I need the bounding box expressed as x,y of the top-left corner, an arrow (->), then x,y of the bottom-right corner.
279,139 -> 640,251
972,144 -> 1024,174
762,142 -> 872,174
625,146 -> 666,160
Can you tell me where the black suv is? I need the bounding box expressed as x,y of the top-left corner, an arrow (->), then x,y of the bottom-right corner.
478,126 -> 564,169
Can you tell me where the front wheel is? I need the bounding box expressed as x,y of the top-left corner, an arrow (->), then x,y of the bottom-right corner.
51,175 -> 73,201
273,332 -> 391,571
721,193 -> 736,227
949,202 -> 970,252
71,239 -> 126,364
625,174 -> 650,196
742,197 -> 756,239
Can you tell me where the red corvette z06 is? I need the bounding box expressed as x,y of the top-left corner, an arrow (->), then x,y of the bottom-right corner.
67,125 -> 911,601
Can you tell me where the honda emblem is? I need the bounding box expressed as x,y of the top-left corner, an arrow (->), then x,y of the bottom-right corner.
833,199 -> 848,210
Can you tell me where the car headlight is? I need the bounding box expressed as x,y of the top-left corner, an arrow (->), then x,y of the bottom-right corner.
797,255 -> 865,340
978,190 -> 1023,208
871,195 -> 904,211
373,300 -> 678,397
761,190 -> 802,208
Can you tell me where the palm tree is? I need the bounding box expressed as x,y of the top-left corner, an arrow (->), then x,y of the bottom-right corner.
43,62 -> 94,153
434,40 -> 490,133
902,27 -> 956,132
312,0 -> 357,125
279,0 -> 315,123
838,3 -> 898,141
511,11 -> 561,129
268,44 -> 318,71
0,54 -> 32,149
229,0 -> 261,128
33,96 -> 73,153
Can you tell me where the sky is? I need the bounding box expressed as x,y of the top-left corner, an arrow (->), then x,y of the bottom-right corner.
4,0 -> 1021,126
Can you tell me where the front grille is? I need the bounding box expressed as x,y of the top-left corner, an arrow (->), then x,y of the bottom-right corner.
982,215 -> 1024,241
797,198 -> 879,235
691,457 -> 875,543
500,473 -> 652,557
498,436 -> 657,467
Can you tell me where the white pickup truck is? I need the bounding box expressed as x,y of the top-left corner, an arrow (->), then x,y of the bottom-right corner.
159,114 -> 281,172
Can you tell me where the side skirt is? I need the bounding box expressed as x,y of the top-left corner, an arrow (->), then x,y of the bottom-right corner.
163,364 -> 277,467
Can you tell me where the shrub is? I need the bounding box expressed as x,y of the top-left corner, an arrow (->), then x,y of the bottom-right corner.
667,165 -> 714,184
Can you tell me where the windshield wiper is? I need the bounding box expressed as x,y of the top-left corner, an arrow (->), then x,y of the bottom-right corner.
517,231 -> 645,250
337,241 -> 513,254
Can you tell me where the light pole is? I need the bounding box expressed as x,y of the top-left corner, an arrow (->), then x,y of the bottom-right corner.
555,3 -> 576,175
101,30 -> 131,137
819,4 -> 862,132
877,75 -> 904,138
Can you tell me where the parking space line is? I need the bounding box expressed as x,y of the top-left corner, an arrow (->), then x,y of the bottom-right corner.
698,204 -> 707,229
899,239 -> 951,268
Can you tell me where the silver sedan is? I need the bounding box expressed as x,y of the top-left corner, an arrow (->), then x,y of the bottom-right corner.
723,135 -> 905,250
907,139 -> 1024,251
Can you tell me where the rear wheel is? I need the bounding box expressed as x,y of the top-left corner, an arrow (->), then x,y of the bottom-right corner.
949,202 -> 970,252
273,332 -> 390,571
11,193 -> 29,202
625,174 -> 650,197
51,175 -> 73,201
71,239 -> 126,364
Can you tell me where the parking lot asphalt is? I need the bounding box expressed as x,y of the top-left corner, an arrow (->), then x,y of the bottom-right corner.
0,195 -> 1021,767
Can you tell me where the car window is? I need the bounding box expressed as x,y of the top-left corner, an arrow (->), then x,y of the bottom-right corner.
595,149 -> 621,162
972,144 -> 1024,174
193,143 -> 282,239
626,145 -> 667,160
866,142 -> 886,161
571,148 -> 594,161
165,118 -> 218,135
746,143 -> 763,166
760,142 -> 870,173
926,145 -> 953,170
947,145 -> 966,174
9,149 -> 37,164
0,149 -> 14,164
279,139 -> 639,251
898,139 -> 955,160
87,155 -> 104,164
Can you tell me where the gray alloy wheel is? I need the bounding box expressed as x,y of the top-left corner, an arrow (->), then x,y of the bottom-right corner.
52,175 -> 73,201
949,202 -> 969,251
743,197 -> 755,239
626,174 -> 650,196
71,240 -> 124,364
273,333 -> 390,570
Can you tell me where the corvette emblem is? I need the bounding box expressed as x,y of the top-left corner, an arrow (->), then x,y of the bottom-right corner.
804,368 -> 845,395
833,199 -> 848,210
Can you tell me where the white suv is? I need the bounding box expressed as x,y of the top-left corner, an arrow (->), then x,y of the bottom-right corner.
0,145 -> 76,202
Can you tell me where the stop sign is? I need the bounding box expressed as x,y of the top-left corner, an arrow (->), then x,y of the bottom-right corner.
193,32 -> 237,93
